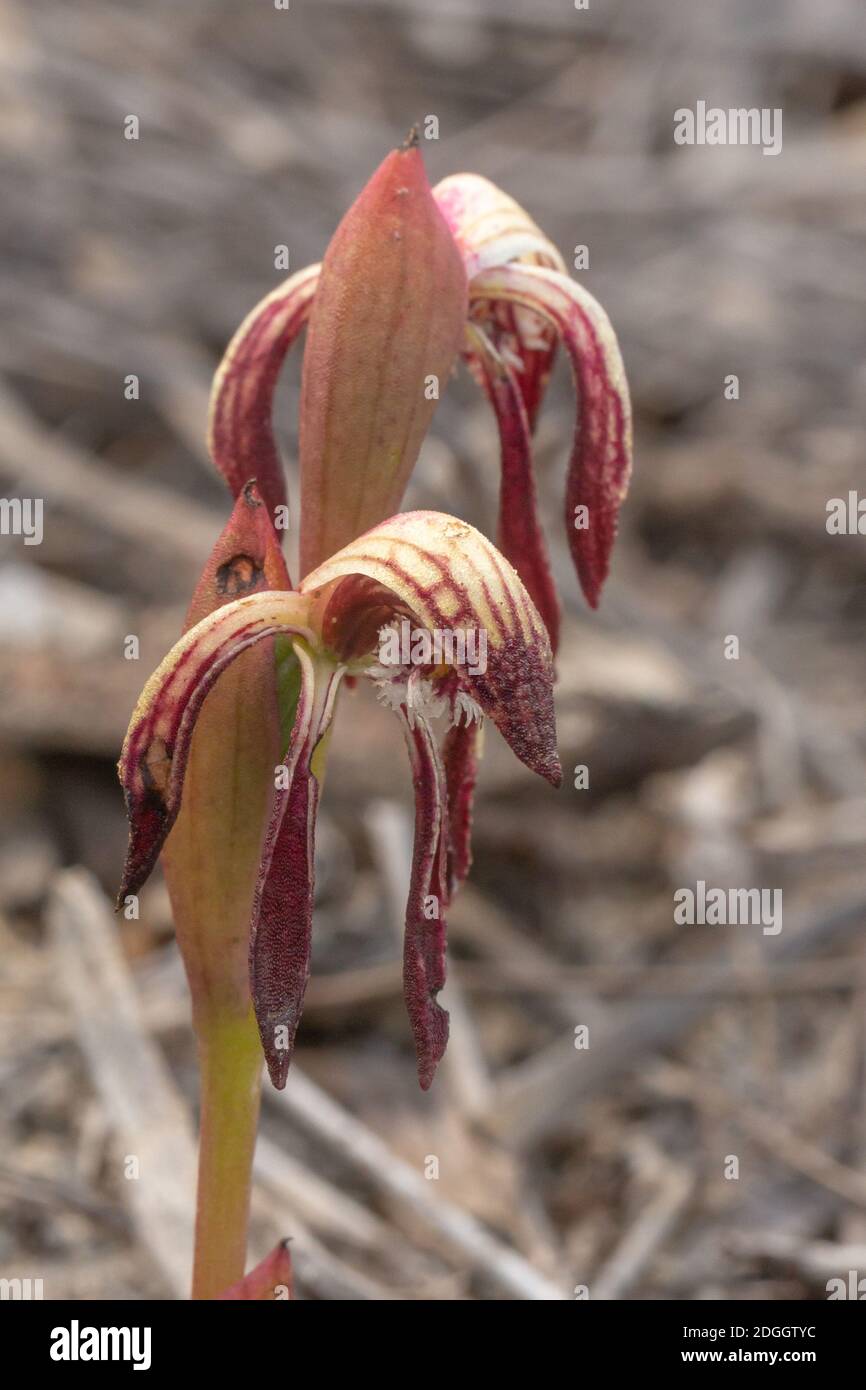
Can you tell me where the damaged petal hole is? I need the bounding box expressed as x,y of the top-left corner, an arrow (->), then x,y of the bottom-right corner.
216,553 -> 265,597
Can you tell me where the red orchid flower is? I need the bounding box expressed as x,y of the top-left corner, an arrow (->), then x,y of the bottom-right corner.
119,506 -> 559,1091
210,134 -> 632,651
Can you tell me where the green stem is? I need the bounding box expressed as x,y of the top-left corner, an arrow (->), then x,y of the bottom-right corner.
191,1008 -> 263,1300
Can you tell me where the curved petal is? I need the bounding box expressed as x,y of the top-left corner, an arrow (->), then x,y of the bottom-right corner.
434,173 -> 564,428
398,709 -> 449,1090
117,591 -> 314,903
208,263 -> 320,522
433,173 -> 565,279
465,323 -> 560,649
301,511 -> 561,787
250,644 -> 344,1089
470,263 -> 632,610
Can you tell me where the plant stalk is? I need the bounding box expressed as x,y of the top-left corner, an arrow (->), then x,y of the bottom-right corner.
191,1007 -> 263,1300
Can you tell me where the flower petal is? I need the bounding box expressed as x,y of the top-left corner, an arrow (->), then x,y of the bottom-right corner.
398,710 -> 449,1090
216,1241 -> 293,1300
299,134 -> 467,577
208,263 -> 320,522
442,715 -> 482,900
117,591 -> 314,903
434,173 -> 564,428
250,645 -> 344,1089
433,173 -> 565,279
465,323 -> 560,650
301,510 -> 561,787
470,263 -> 632,610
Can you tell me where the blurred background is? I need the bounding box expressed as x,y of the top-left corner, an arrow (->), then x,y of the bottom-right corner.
1,0 -> 865,1300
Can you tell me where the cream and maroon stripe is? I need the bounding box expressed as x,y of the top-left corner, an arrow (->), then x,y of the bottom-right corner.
300,513 -> 560,787
301,511 -> 546,650
118,592 -> 314,902
207,263 -> 320,519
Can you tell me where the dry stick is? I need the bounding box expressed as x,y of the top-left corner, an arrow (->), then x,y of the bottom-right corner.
46,867 -> 198,1297
590,1145 -> 695,1301
458,954 -> 865,998
649,1062 -> 866,1211
482,898 -> 866,1149
280,1213 -> 396,1301
268,1068 -> 567,1300
254,1135 -> 387,1251
728,1229 -> 866,1285
255,1160 -> 399,1301
449,882 -> 606,1033
0,1165 -> 129,1235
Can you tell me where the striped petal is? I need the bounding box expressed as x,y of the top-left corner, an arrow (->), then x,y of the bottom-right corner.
301,511 -> 561,787
117,591 -> 314,903
208,263 -> 320,522
434,173 -> 564,429
465,323 -> 560,650
250,644 -> 344,1088
433,173 -> 565,280
470,263 -> 632,610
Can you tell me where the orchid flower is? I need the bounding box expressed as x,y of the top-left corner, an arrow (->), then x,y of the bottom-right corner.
210,136 -> 632,651
119,503 -> 559,1091
116,131 -> 628,1298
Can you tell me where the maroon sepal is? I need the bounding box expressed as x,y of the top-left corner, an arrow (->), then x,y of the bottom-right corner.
399,712 -> 450,1090
466,325 -> 561,649
249,651 -> 343,1088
